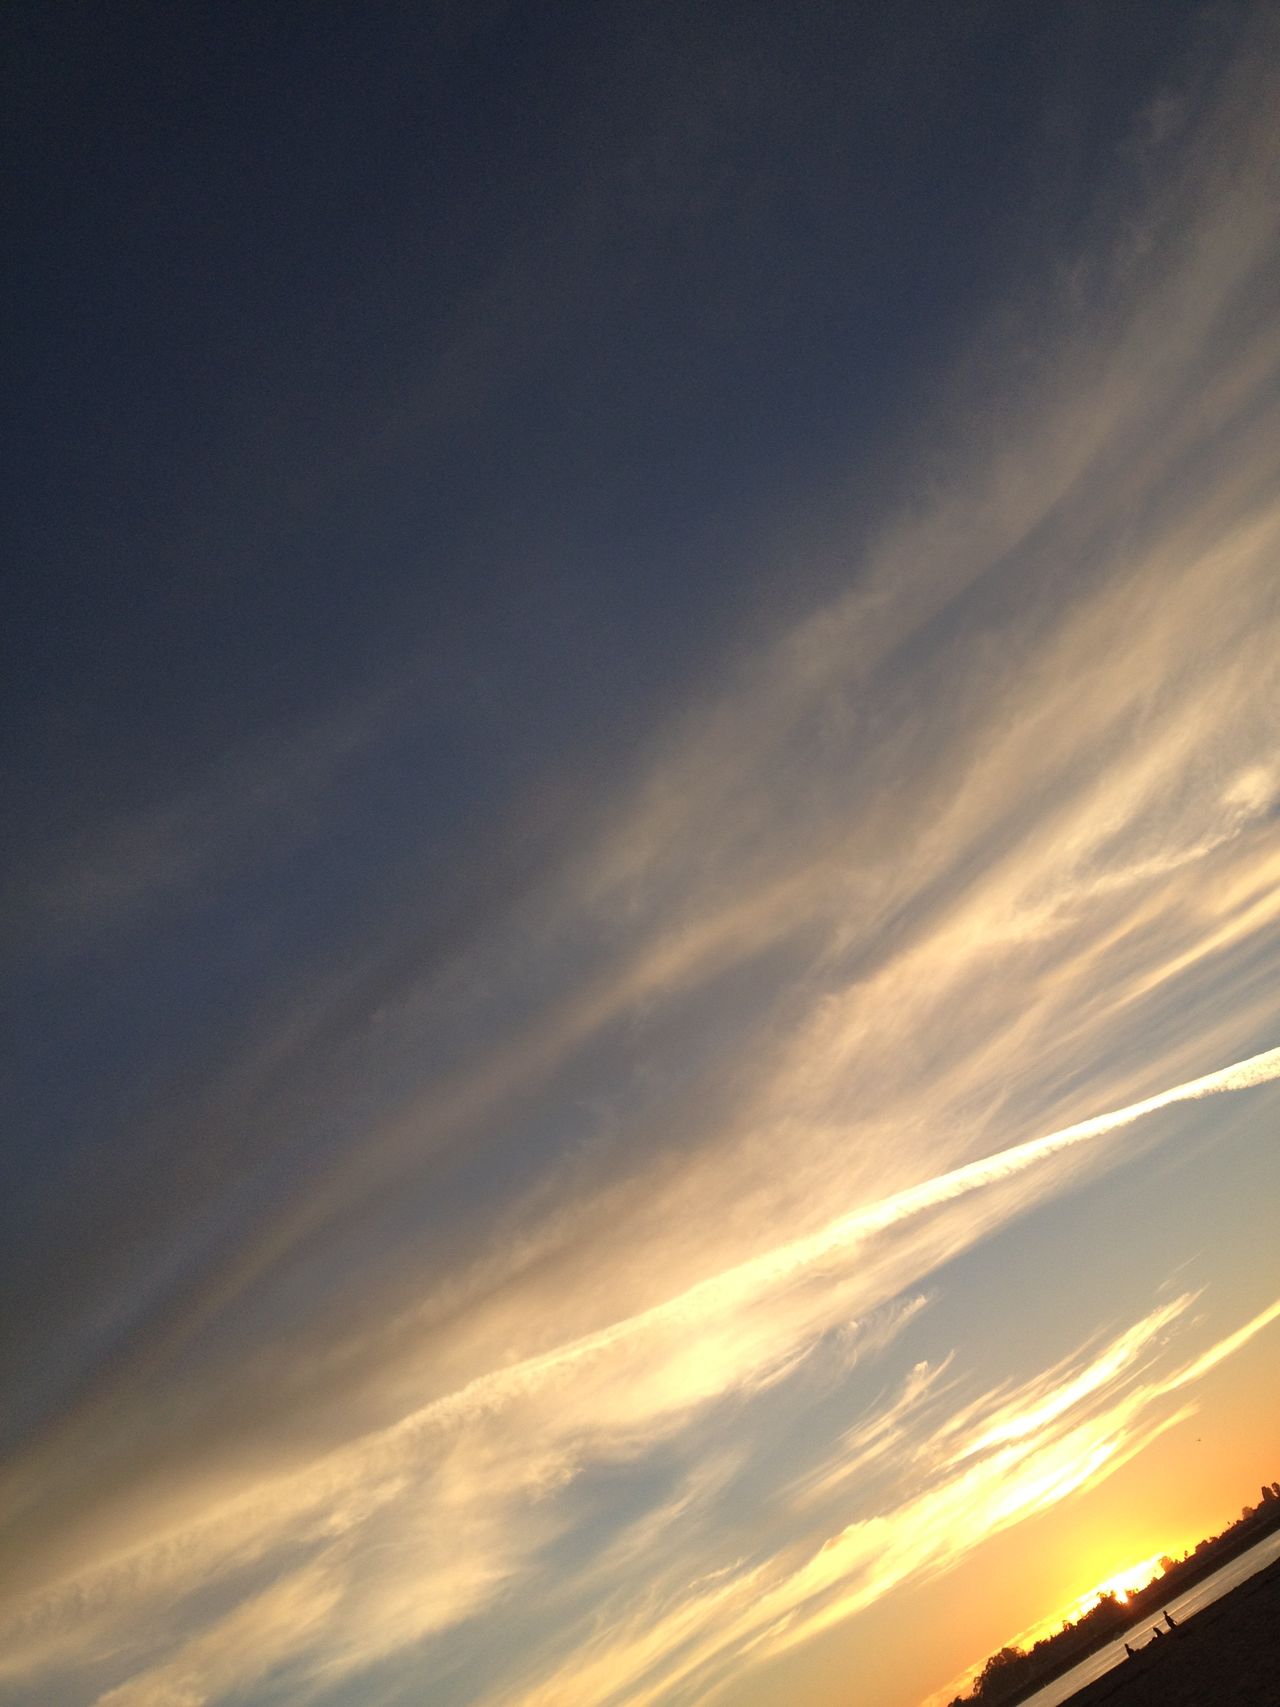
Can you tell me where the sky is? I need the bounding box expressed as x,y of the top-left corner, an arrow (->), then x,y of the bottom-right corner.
3,4 -> 1280,1705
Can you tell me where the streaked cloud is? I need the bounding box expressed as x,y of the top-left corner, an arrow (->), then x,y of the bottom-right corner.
2,1056 -> 1277,1706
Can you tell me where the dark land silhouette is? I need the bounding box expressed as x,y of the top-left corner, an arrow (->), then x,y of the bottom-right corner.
1053,1550 -> 1280,1706
947,1479 -> 1280,1706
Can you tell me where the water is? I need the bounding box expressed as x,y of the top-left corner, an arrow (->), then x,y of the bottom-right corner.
1017,1526 -> 1280,1707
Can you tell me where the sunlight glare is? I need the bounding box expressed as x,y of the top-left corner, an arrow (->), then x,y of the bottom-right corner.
1067,1551 -> 1167,1621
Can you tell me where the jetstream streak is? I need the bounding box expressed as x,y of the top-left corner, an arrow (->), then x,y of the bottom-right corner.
402,1044 -> 1280,1436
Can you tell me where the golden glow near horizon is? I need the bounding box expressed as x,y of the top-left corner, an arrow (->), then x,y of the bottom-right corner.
1047,1551 -> 1168,1630
929,1549 -> 1185,1705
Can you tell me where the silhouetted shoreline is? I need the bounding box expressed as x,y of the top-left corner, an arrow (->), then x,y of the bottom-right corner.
950,1487 -> 1280,1705
1055,1550 -> 1280,1706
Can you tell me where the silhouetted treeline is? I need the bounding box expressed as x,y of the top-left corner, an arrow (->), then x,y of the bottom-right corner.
948,1477 -> 1280,1706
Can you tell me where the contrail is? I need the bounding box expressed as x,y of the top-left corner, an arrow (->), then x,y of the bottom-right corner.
403,1043 -> 1280,1432
780,1042 -> 1280,1277
34,1046 -> 1276,1623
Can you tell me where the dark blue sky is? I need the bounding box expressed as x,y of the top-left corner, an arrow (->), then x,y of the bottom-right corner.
7,1 -> 1187,821
4,0 -> 1190,1142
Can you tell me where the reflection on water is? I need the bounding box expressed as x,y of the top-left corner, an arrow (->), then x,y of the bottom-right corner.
1019,1528 -> 1280,1707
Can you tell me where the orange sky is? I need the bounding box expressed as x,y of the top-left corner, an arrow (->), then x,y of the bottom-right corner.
802,1310 -> 1280,1707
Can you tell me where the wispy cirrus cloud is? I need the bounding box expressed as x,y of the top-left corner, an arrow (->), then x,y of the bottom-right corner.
469,1292 -> 1280,1707
2,1055 -> 1277,1707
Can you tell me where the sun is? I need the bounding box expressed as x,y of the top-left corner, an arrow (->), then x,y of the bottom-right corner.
1008,1550 -> 1171,1652
1065,1551 -> 1168,1621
